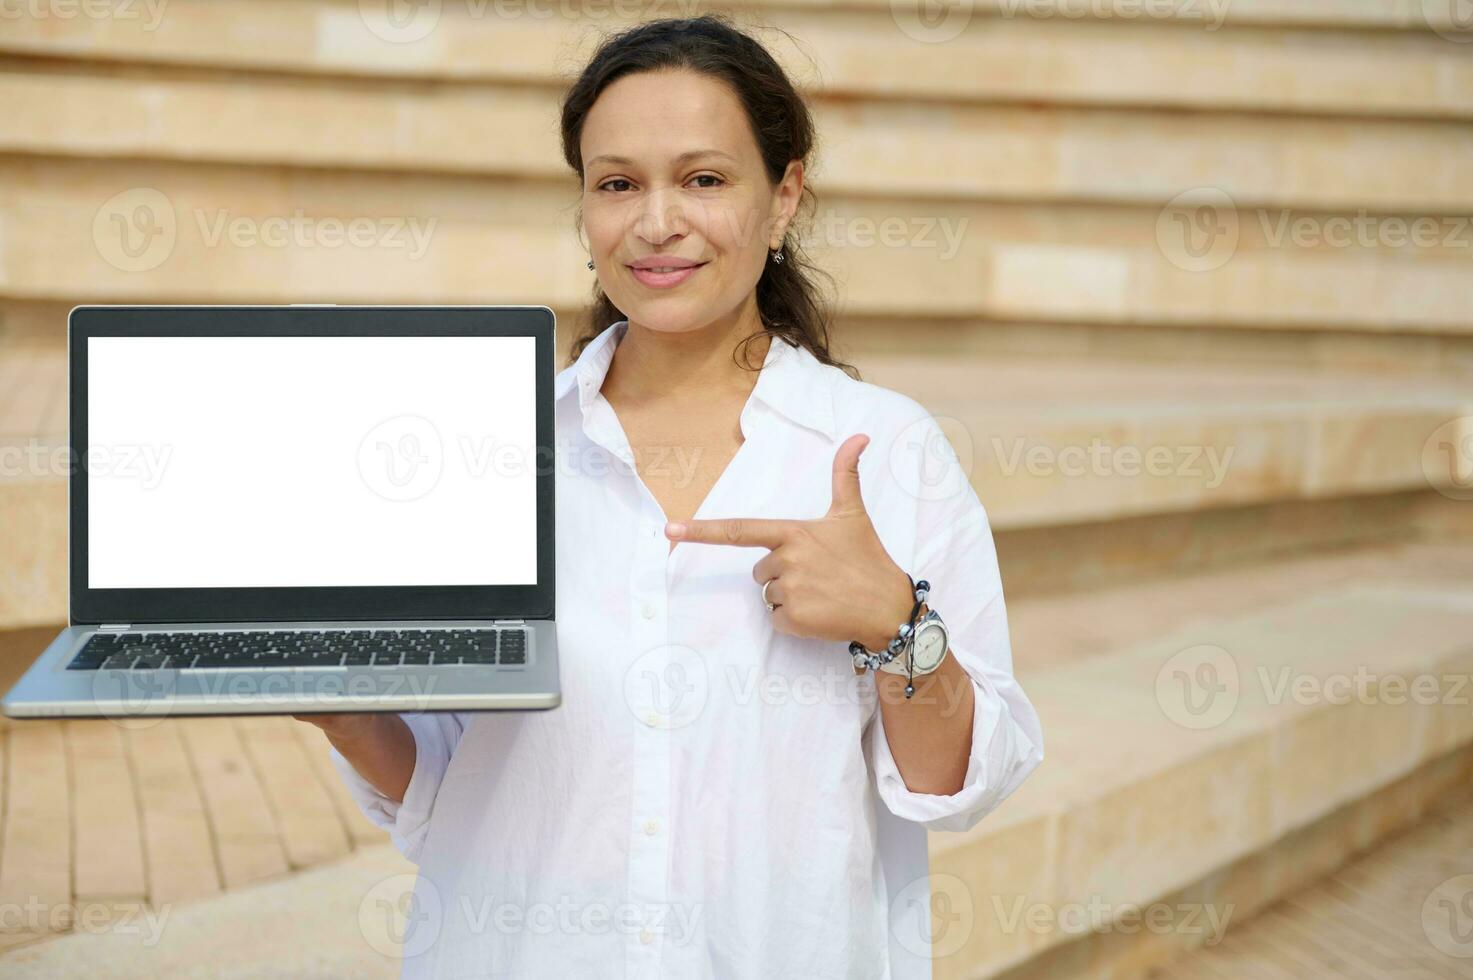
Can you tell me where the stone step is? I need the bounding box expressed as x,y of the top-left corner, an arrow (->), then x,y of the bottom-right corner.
862,354 -> 1473,529
1153,783 -> 1473,980
0,2 -> 1468,119
4,337 -> 1468,627
930,540 -> 1473,979
0,2 -> 1467,117
997,488 -> 1472,600
0,783 -> 406,976
4,70 -> 1473,213
2,542 -> 1469,976
4,158 -> 1471,334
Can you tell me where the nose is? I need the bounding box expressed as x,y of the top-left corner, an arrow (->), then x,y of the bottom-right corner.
632,186 -> 689,247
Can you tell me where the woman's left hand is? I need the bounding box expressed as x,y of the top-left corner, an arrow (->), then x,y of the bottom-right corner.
664,433 -> 915,652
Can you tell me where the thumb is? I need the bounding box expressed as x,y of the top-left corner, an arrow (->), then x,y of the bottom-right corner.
828,433 -> 869,516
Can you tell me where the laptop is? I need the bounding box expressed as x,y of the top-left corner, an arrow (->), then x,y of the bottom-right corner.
2,305 -> 561,720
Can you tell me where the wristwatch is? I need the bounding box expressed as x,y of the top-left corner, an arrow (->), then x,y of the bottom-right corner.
878,608 -> 949,677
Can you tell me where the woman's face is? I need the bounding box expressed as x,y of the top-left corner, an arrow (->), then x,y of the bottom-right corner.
580,68 -> 803,336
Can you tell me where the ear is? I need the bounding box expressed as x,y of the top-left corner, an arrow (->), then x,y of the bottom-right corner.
769,159 -> 805,249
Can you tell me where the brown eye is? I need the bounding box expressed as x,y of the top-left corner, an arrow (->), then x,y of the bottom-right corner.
598,179 -> 633,192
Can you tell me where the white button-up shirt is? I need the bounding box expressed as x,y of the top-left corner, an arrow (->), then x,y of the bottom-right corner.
331,320 -> 1045,979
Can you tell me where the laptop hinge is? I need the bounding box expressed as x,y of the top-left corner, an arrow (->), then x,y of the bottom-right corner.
98,624 -> 131,631
493,619 -> 525,626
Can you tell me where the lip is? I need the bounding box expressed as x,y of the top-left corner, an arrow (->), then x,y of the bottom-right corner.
628,261 -> 707,289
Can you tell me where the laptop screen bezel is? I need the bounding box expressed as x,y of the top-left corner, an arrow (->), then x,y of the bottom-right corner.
69,305 -> 557,625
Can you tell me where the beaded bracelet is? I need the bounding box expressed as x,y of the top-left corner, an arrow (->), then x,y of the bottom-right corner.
848,576 -> 930,675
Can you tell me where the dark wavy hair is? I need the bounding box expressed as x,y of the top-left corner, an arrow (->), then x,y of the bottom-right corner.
558,14 -> 859,379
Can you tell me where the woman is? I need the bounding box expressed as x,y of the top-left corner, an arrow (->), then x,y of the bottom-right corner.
301,15 -> 1043,979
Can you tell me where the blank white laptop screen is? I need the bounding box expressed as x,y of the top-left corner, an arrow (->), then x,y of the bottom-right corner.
87,335 -> 538,589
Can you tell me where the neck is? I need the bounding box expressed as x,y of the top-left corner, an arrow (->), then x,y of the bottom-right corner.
604,305 -> 771,405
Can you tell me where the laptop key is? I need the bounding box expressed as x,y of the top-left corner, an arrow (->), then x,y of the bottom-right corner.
277,653 -> 323,666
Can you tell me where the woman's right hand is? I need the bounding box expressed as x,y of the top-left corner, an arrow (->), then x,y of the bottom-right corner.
292,712 -> 379,743
291,712 -> 416,804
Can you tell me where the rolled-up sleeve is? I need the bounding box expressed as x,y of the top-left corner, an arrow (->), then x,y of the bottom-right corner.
866,452 -> 1045,834
328,711 -> 468,864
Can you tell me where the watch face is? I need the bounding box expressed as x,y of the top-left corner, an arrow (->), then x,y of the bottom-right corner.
913,621 -> 948,671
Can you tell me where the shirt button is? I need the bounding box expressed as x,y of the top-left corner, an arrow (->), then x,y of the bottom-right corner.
639,929 -> 654,945
640,603 -> 655,620
643,818 -> 661,835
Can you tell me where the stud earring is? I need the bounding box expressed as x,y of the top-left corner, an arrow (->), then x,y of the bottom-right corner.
586,260 -> 595,270
770,248 -> 784,265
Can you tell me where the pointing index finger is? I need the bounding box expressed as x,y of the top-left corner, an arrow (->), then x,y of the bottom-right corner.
666,518 -> 795,549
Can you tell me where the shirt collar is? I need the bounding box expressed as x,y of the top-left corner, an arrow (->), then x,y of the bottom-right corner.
555,320 -> 837,440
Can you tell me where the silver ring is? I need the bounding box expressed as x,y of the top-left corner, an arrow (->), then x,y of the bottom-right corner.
761,578 -> 780,613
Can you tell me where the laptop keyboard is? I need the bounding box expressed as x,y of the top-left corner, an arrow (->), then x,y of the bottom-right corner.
66,628 -> 527,671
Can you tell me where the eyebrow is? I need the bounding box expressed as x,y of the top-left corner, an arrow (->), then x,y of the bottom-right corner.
586,149 -> 739,170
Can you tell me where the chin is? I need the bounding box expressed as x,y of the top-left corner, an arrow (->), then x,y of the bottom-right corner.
619,302 -> 715,335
